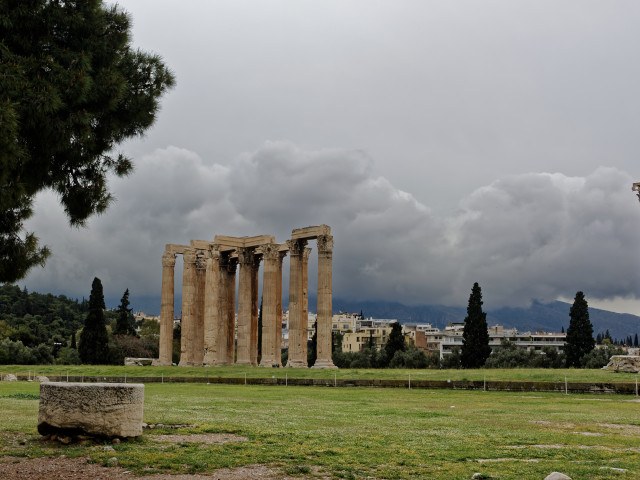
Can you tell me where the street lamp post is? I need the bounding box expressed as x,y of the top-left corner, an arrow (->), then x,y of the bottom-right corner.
634,182 -> 640,202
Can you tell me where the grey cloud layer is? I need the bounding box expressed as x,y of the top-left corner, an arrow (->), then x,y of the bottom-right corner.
23,143 -> 640,308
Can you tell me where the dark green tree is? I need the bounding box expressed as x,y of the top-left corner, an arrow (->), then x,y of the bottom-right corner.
565,291 -> 595,368
114,288 -> 136,335
78,277 -> 109,364
0,0 -> 175,282
461,282 -> 491,368
385,322 -> 406,362
70,331 -> 77,349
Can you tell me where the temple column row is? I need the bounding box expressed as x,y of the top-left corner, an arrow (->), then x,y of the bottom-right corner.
158,232 -> 335,369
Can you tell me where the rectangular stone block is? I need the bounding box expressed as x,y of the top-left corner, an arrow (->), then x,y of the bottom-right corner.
38,382 -> 144,438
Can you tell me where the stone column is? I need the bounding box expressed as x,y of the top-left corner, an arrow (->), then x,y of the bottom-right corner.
193,253 -> 206,365
179,249 -> 197,366
203,248 -> 220,365
259,244 -> 278,366
250,253 -> 261,366
287,239 -> 307,368
216,252 -> 231,365
300,247 -> 312,364
313,234 -> 337,368
158,250 -> 176,366
225,257 -> 238,365
276,250 -> 286,363
236,248 -> 253,365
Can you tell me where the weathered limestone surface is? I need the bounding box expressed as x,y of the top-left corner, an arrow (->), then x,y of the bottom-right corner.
160,225 -> 335,369
124,357 -> 154,366
3,374 -> 17,381
603,355 -> 640,373
38,382 -> 144,438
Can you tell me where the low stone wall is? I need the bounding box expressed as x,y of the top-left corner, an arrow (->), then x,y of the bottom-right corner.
38,382 -> 144,438
16,375 -> 639,395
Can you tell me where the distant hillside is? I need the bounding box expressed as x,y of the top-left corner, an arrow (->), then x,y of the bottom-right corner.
334,298 -> 640,341
127,295 -> 640,342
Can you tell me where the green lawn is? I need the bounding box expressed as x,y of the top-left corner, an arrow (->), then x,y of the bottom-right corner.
1,378 -> 639,479
1,364 -> 639,383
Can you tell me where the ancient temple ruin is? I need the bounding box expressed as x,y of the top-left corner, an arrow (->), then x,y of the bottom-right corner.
157,225 -> 336,369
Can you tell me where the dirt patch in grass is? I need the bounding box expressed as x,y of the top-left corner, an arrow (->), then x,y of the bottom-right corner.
0,456 -> 329,479
529,420 -> 575,428
149,433 -> 248,444
597,423 -> 640,435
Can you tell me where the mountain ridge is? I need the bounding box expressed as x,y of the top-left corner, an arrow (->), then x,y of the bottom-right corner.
123,296 -> 640,342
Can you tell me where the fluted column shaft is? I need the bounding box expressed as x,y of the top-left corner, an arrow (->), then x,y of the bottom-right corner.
259,245 -> 278,366
276,250 -> 286,362
179,249 -> 197,366
300,247 -> 311,364
236,248 -> 254,365
287,239 -> 307,367
225,258 -> 237,365
216,253 -> 230,365
193,253 -> 206,365
250,254 -> 261,366
159,250 -> 176,365
203,249 -> 220,365
313,234 -> 337,368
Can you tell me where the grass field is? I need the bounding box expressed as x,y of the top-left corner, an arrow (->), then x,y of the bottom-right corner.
1,372 -> 640,479
2,364 -> 640,383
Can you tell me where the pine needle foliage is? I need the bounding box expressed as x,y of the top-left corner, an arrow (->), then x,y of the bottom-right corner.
461,282 -> 491,368
0,0 -> 175,282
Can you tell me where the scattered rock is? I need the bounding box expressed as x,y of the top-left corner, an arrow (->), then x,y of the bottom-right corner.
3,374 -> 17,381
35,375 -> 49,382
106,457 -> 119,466
103,446 -> 115,452
471,473 -> 493,479
57,436 -> 72,445
112,438 -> 121,444
602,355 -> 640,373
544,473 -> 572,480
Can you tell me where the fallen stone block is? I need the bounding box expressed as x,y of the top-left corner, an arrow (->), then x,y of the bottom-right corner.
38,382 -> 144,438
602,355 -> 640,373
124,357 -> 154,366
2,374 -> 17,381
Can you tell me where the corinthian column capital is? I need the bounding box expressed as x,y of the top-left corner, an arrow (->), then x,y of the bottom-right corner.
317,234 -> 333,253
162,251 -> 176,267
287,239 -> 307,256
183,248 -> 197,265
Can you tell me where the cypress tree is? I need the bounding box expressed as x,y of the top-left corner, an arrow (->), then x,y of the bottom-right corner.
78,277 -> 109,364
461,282 -> 491,368
70,331 -> 77,349
635,333 -> 638,347
385,322 -> 406,361
565,291 -> 595,367
114,288 -> 136,335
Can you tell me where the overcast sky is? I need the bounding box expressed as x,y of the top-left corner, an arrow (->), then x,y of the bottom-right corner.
21,1 -> 640,315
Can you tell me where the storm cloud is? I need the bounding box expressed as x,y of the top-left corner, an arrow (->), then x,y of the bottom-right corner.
23,142 -> 640,310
